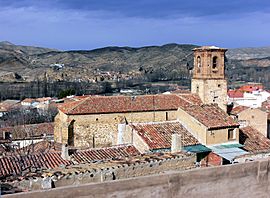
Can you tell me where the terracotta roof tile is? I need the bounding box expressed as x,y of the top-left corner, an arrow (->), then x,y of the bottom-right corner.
228,90 -> 244,98
71,145 -> 140,163
59,94 -> 201,115
130,121 -> 199,150
239,126 -> 270,153
230,105 -> 249,115
182,104 -> 239,129
238,84 -> 263,93
0,144 -> 140,178
0,152 -> 71,178
0,100 -> 20,112
17,141 -> 62,154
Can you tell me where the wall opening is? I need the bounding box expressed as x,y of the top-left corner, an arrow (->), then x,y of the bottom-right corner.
68,120 -> 75,146
228,128 -> 236,140
212,56 -> 218,69
197,56 -> 201,73
196,86 -> 199,94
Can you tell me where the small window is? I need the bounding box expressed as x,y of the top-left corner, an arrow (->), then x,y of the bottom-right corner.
196,86 -> 199,94
165,112 -> 169,121
212,56 -> 218,69
228,129 -> 236,140
218,84 -> 221,88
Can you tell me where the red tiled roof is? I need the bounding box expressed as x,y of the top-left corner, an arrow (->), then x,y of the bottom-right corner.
17,141 -> 62,154
59,94 -> 201,115
35,97 -> 52,102
21,98 -> 35,103
0,123 -> 54,140
182,104 -> 239,129
228,90 -> 244,98
0,100 -> 20,112
21,97 -> 51,103
130,121 -> 199,150
0,152 -> 71,178
238,84 -> 263,93
230,105 -> 249,115
71,145 -> 140,163
176,93 -> 202,106
239,126 -> 270,153
0,144 -> 140,178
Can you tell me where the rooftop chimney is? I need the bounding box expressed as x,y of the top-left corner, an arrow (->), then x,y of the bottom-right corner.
61,144 -> 70,160
171,133 -> 182,153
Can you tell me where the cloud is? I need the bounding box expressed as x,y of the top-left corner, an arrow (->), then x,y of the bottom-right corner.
0,0 -> 270,49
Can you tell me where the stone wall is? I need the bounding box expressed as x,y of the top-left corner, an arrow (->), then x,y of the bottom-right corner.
191,78 -> 228,111
5,159 -> 270,198
54,110 -> 177,148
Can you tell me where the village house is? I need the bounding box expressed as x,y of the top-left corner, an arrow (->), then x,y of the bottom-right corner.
0,99 -> 20,117
21,97 -> 52,108
0,122 -> 54,152
228,83 -> 270,108
230,106 -> 269,138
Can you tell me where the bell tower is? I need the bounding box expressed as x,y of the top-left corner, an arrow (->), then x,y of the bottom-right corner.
191,46 -> 228,111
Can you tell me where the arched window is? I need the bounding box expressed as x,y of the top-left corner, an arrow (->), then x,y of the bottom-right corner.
212,56 -> 218,69
197,56 -> 201,68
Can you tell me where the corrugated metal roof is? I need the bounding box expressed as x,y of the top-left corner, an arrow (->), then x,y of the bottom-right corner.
209,146 -> 248,162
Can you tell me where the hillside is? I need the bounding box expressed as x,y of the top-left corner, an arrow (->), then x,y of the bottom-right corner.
0,42 -> 270,99
0,43 -> 196,83
226,47 -> 270,60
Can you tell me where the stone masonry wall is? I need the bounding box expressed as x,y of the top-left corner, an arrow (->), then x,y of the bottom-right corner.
54,110 -> 177,148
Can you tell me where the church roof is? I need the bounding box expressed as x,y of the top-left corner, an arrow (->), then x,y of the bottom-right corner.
59,93 -> 202,115
181,104 -> 239,129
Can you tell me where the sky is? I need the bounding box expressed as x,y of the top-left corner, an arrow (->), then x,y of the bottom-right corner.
0,0 -> 270,50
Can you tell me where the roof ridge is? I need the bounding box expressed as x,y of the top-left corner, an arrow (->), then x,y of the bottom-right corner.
75,144 -> 135,152
131,120 -> 179,126
66,96 -> 92,114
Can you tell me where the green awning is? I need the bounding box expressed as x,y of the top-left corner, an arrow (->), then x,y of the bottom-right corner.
212,143 -> 244,149
184,144 -> 211,153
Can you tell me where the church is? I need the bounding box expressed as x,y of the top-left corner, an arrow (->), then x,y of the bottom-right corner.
54,46 -> 241,159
